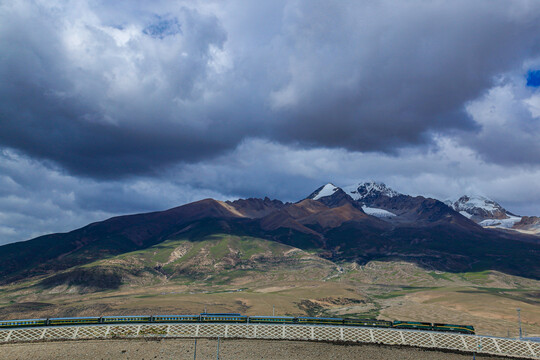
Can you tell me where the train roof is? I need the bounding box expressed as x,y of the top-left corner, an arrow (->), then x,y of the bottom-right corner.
49,317 -> 100,320
0,318 -> 47,322
200,313 -> 243,316
101,315 -> 149,318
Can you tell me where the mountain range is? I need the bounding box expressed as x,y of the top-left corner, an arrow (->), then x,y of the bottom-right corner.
1,181 -> 539,287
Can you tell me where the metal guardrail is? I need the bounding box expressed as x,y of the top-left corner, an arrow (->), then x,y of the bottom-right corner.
0,323 -> 538,359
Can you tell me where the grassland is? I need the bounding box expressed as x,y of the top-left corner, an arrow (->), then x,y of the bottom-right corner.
0,234 -> 538,338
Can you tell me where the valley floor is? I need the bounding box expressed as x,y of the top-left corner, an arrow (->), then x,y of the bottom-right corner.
0,338 -> 522,360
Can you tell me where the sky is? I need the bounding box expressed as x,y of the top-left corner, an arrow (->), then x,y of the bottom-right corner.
1,0 -> 540,245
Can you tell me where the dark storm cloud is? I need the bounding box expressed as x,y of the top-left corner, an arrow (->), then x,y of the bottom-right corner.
2,0 -> 540,181
269,1 -> 540,152
0,2 -> 240,178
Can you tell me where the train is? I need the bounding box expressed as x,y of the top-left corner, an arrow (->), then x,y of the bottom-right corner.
0,313 -> 475,335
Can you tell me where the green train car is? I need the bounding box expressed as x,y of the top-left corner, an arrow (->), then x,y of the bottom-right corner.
392,321 -> 432,331
344,318 -> 392,328
431,323 -> 475,334
48,317 -> 100,326
392,321 -> 475,334
248,316 -> 295,324
0,318 -> 47,328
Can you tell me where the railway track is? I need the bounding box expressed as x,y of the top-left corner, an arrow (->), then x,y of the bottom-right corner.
0,322 -> 538,359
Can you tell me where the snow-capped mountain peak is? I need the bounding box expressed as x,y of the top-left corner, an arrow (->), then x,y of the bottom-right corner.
344,181 -> 400,201
447,195 -> 517,222
452,195 -> 499,212
310,183 -> 341,200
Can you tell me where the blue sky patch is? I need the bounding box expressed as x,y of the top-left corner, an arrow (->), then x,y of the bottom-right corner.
143,16 -> 181,39
526,70 -> 540,87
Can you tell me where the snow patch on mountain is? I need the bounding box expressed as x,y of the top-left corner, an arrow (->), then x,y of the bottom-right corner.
480,216 -> 522,229
312,183 -> 340,200
362,206 -> 396,218
344,181 -> 400,200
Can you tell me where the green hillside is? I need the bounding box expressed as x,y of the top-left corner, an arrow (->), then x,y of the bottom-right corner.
37,234 -> 336,291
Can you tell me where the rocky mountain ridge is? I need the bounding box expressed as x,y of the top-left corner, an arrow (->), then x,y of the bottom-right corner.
1,181 -> 539,286
311,182 -> 538,236
344,181 -> 401,201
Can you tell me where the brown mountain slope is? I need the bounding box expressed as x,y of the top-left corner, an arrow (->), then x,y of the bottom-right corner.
225,197 -> 286,218
258,200 -> 380,234
259,210 -> 322,237
0,198 -> 244,282
298,202 -> 373,229
513,216 -> 540,235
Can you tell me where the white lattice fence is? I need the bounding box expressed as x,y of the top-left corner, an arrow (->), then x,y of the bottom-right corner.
168,324 -> 197,337
8,328 -> 44,342
432,332 -> 465,351
197,324 -> 226,338
139,325 -> 168,337
226,324 -> 254,338
255,324 -> 282,339
0,324 -> 538,359
497,338 -> 535,357
76,326 -> 108,339
341,327 -> 369,342
108,325 -> 138,338
531,342 -> 540,357
480,337 -> 502,354
372,328 -> 402,345
313,325 -> 341,341
284,325 -> 311,340
42,326 -> 76,340
0,330 -> 10,342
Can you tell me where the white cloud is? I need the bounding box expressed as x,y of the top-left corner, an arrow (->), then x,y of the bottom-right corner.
463,74 -> 540,165
524,93 -> 540,118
